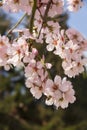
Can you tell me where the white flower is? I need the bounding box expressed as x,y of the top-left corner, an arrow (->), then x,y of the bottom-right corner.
67,0 -> 84,12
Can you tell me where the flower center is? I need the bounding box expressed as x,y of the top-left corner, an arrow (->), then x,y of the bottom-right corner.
53,85 -> 58,91
0,41 -> 4,46
14,0 -> 19,3
74,0 -> 80,5
53,40 -> 57,45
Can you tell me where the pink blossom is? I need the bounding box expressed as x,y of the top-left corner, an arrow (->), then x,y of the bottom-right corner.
2,0 -> 33,14
62,57 -> 87,78
66,0 -> 84,12
0,35 -> 11,70
48,0 -> 64,17
7,37 -> 29,67
45,75 -> 76,109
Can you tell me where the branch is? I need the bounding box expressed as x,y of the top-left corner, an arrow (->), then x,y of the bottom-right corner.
38,0 -> 52,38
29,0 -> 37,34
43,0 -> 52,22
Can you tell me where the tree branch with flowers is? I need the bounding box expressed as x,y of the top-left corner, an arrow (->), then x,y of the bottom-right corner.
0,0 -> 87,109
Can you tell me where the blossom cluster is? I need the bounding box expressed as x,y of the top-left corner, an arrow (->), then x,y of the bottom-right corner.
47,28 -> 87,78
0,0 -> 86,109
2,0 -> 84,13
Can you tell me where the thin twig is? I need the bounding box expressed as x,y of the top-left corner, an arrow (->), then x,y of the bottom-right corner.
7,12 -> 27,35
38,0 -> 52,38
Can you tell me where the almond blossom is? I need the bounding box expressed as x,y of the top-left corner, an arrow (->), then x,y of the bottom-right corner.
0,35 -> 11,70
7,37 -> 29,67
52,28 -> 87,77
62,57 -> 87,78
48,0 -> 64,17
66,0 -> 84,12
2,0 -> 33,14
25,59 -> 49,99
44,75 -> 76,109
46,33 -> 59,51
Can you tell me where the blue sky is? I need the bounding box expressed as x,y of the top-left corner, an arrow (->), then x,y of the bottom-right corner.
68,5 -> 87,38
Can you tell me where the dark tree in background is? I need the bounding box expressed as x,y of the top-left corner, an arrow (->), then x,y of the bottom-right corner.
0,10 -> 87,130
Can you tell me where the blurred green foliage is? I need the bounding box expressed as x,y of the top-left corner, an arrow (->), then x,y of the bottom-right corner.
0,10 -> 10,35
0,10 -> 87,130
